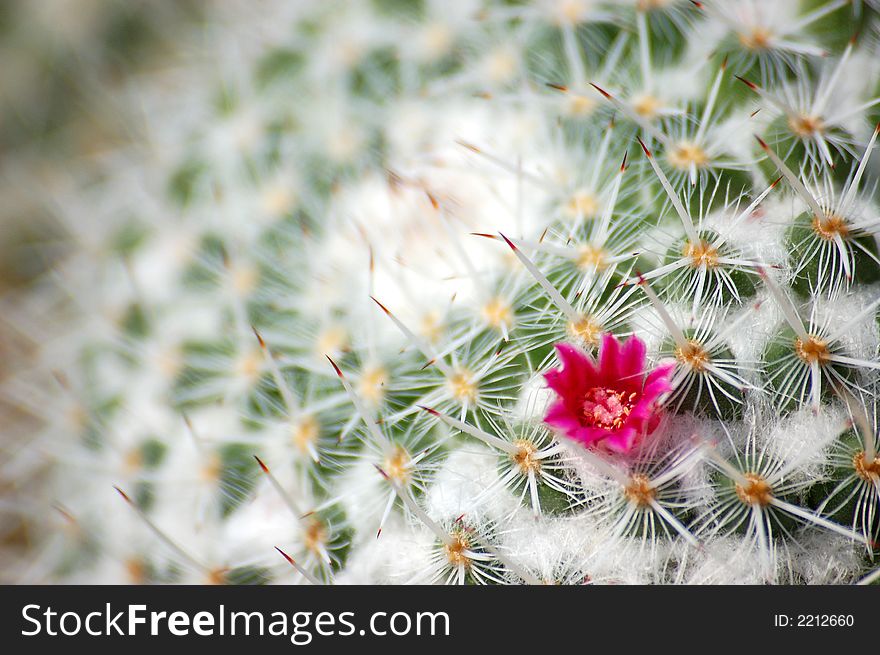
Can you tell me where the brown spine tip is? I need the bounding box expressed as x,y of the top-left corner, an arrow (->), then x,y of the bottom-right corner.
874,121 -> 880,135
53,504 -> 77,525
51,370 -> 71,390
417,404 -> 441,417
326,355 -> 343,378
254,455 -> 269,474
721,55 -> 728,71
113,486 -> 132,504
455,139 -> 480,153
251,325 -> 266,349
690,1 -> 704,8
373,464 -> 390,480
370,296 -> 391,315
545,82 -> 568,92
636,136 -> 651,158
754,134 -> 769,150
620,150 -> 628,172
275,546 -> 296,566
426,191 -> 440,210
470,232 -> 498,240
498,232 -> 518,251
734,75 -> 757,91
588,82 -> 612,99
771,175 -> 783,188
386,168 -> 404,190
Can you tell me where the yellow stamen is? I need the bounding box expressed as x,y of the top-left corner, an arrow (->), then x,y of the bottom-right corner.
419,311 -> 444,344
675,341 -> 710,372
565,190 -> 599,219
511,440 -> 541,476
358,366 -> 388,407
788,114 -> 825,138
444,530 -> 473,568
448,369 -> 478,405
853,451 -> 880,482
230,265 -> 258,295
567,315 -> 602,346
261,185 -> 295,217
739,27 -> 773,51
291,415 -> 320,453
481,297 -> 514,331
303,517 -> 328,555
682,239 -> 720,268
575,244 -> 607,271
565,94 -> 597,116
383,446 -> 412,484
632,93 -> 662,119
794,335 -> 830,365
316,325 -> 348,357
735,473 -> 772,507
667,141 -> 709,170
200,453 -> 222,484
624,474 -> 656,507
236,349 -> 263,382
811,214 -> 849,241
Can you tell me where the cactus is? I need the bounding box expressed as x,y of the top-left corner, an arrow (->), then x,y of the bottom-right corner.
4,0 -> 880,585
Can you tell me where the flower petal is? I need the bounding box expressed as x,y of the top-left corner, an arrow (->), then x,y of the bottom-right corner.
627,398 -> 656,423
643,363 -> 675,399
571,425 -> 611,447
544,342 -> 596,396
544,400 -> 582,435
597,332 -> 622,383
619,334 -> 647,380
601,427 -> 638,453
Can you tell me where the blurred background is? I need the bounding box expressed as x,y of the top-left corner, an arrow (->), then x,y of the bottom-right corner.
0,0 -> 206,581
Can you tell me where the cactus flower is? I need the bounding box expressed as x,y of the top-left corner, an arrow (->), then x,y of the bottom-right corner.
544,335 -> 674,453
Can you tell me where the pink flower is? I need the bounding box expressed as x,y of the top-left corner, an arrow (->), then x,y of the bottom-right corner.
543,334 -> 674,454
